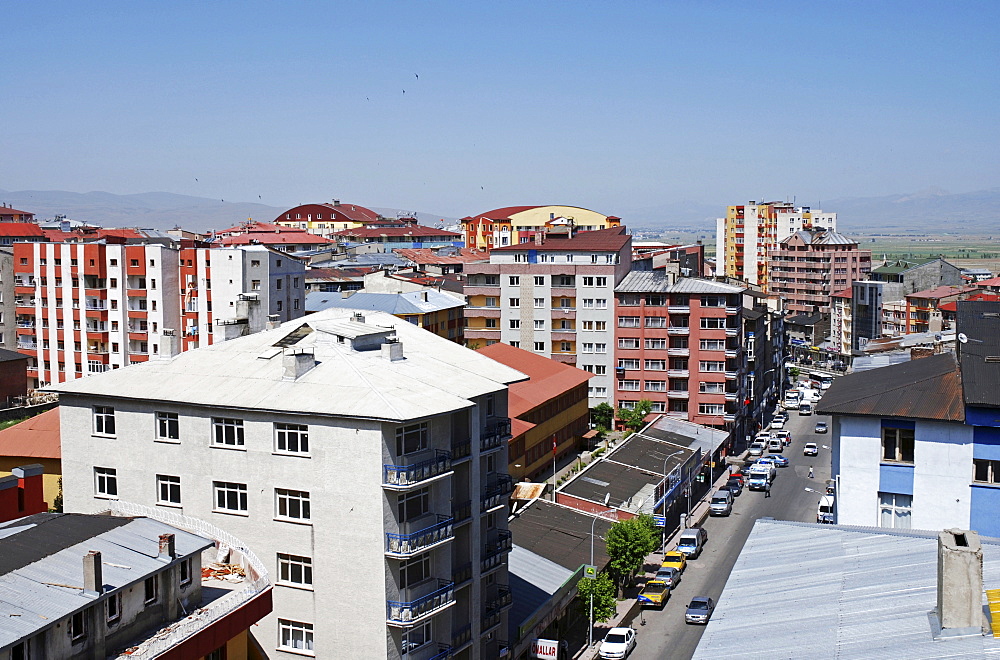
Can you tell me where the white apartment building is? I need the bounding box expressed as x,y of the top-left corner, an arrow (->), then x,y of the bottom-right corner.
54,308 -> 524,660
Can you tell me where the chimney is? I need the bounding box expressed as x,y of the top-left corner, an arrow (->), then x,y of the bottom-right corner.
266,314 -> 281,330
421,291 -> 429,302
353,312 -> 365,324
333,199 -> 341,207
158,533 -> 176,561
83,551 -> 103,595
160,329 -> 180,359
382,337 -> 404,361
935,528 -> 984,636
13,464 -> 46,514
282,347 -> 316,380
341,290 -> 354,299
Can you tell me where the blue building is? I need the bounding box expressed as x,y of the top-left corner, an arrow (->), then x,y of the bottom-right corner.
818,301 -> 1000,536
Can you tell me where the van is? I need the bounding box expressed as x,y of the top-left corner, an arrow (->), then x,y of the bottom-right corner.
709,490 -> 733,516
817,495 -> 835,523
677,527 -> 708,558
798,403 -> 813,416
767,439 -> 783,454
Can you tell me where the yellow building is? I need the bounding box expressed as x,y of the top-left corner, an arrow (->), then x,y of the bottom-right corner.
0,408 -> 61,506
273,201 -> 382,236
461,205 -> 621,251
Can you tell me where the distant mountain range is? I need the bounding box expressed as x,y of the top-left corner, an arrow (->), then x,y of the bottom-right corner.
1,187 -> 997,234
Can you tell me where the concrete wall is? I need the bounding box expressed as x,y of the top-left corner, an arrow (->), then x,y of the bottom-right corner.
0,249 -> 13,351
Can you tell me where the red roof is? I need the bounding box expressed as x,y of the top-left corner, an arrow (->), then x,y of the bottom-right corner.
395,247 -> 489,265
906,285 -> 977,300
491,226 -> 630,252
832,288 -> 853,299
477,343 -> 591,419
973,276 -> 1000,288
41,229 -> 78,242
218,232 -> 333,246
0,408 -> 61,460
462,206 -> 541,222
275,202 -> 381,225
0,206 -> 33,216
940,292 -> 1000,312
0,223 -> 44,237
318,202 -> 380,223
334,226 -> 461,238
217,221 -> 294,235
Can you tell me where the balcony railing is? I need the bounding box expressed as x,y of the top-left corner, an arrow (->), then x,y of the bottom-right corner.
482,611 -> 502,633
481,475 -> 513,511
485,585 -> 512,614
452,562 -> 472,586
452,624 -> 472,650
16,321 -> 34,328
385,515 -> 454,558
387,579 -> 454,626
667,327 -> 690,335
427,644 -> 453,660
481,418 -> 511,452
384,450 -> 452,489
16,342 -> 37,350
481,530 -> 512,572
725,328 -> 738,336
452,500 -> 472,525
667,347 -> 689,356
666,390 -> 689,399
451,439 -> 471,462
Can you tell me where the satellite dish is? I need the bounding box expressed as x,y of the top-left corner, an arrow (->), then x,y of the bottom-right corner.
934,333 -> 943,342
958,333 -> 968,344
603,493 -> 611,507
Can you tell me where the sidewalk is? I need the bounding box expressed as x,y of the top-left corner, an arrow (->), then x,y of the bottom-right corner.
572,466 -> 731,659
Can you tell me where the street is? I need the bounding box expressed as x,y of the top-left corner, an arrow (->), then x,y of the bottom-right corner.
623,404 -> 832,660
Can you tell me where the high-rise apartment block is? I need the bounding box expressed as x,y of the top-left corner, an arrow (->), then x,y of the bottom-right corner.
463,227 -> 632,406
768,229 -> 871,315
716,201 -> 837,288
13,240 -> 304,388
54,309 -> 523,659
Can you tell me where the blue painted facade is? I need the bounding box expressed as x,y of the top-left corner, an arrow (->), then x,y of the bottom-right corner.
878,464 -> 914,496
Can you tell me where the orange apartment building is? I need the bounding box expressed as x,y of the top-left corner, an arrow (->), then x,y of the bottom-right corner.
903,285 -> 978,334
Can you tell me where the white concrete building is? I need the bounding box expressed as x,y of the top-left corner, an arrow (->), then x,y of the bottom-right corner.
53,308 -> 524,660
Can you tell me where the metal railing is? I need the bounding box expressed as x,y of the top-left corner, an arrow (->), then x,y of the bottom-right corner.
386,579 -> 454,625
485,584 -> 512,614
481,418 -> 511,452
451,439 -> 471,461
452,562 -> 472,586
103,501 -> 270,660
451,623 -> 472,649
386,515 -> 454,557
452,500 -> 472,525
481,475 -> 513,510
384,450 -> 452,488
427,644 -> 453,660
481,530 -> 512,572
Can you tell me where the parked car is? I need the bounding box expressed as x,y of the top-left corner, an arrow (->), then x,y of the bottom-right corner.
709,490 -> 733,516
684,596 -> 716,624
815,421 -> 828,433
661,551 -> 687,573
798,403 -> 813,416
730,471 -> 745,487
804,442 -> 819,456
638,580 -> 670,608
726,476 -> 743,496
770,417 -> 786,430
748,442 -> 766,458
767,454 -> 790,467
598,627 -> 637,659
654,566 -> 682,589
767,439 -> 784,454
676,527 -> 708,558
773,430 -> 792,446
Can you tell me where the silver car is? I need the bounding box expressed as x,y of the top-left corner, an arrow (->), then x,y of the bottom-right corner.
685,596 -> 715,624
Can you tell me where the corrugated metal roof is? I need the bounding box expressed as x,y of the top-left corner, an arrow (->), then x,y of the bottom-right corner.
694,520 -> 1000,659
956,300 -> 1000,407
614,273 -> 745,294
306,290 -> 464,315
508,545 -> 575,640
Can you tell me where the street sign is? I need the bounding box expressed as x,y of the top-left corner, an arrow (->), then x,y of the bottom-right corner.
653,515 -> 666,528
583,564 -> 597,578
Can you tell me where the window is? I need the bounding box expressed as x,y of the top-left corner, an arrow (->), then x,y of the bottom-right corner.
534,298 -> 545,308
645,316 -> 666,328
485,296 -> 498,307
95,467 -> 118,498
509,298 -> 520,308
276,488 -> 311,521
510,341 -> 520,348
396,422 -> 428,456
70,610 -> 86,641
699,382 -> 725,393
157,475 -> 181,506
618,359 -> 640,369
93,406 -> 116,436
619,380 -> 640,391
645,338 -> 667,349
619,400 -> 636,409
278,553 -> 313,587
534,342 -> 545,352
594,365 -> 607,375
698,403 -> 725,415
557,275 -> 573,286
212,418 -> 245,447
618,316 -> 640,328
130,259 -> 139,267
251,279 -> 261,291
699,361 -> 725,372
700,317 -> 725,329
156,412 -> 179,441
583,299 -> 595,308
559,298 -> 572,308
110,258 -> 118,267
561,341 -> 572,351
534,319 -> 545,329
645,380 -> 666,392
400,553 -> 431,589
618,338 -> 640,349
594,343 -> 607,353
700,339 -> 726,351
509,319 -> 520,329
277,300 -> 283,311
144,575 -> 159,604
106,592 -> 123,624
701,296 -> 724,307
180,557 -> 193,586
881,427 -> 915,463
214,481 -> 248,513
974,458 -> 1000,484
878,492 -> 911,529
650,401 -> 666,412
276,279 -> 282,290
509,276 -> 520,286
646,294 -> 666,306
485,318 -> 498,328
534,276 -> 545,285
251,259 -> 261,267
279,620 -> 314,654
402,622 -> 432,655
595,276 -> 607,287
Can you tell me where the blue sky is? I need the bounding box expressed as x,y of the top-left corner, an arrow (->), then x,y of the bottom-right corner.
2,1 -> 997,218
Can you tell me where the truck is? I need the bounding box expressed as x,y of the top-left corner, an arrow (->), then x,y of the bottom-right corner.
783,389 -> 801,410
747,463 -> 775,491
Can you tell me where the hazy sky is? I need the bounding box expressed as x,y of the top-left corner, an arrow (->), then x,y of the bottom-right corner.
2,1 -> 997,218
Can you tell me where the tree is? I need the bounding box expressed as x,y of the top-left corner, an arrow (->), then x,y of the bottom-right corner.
789,367 -> 801,381
576,572 -> 617,622
616,399 -> 653,432
605,514 -> 658,594
591,403 -> 614,432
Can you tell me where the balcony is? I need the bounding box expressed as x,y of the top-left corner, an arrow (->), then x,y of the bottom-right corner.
452,500 -> 472,526
15,320 -> 34,329
387,579 -> 455,627
667,390 -> 689,399
452,624 -> 472,651
451,439 -> 471,463
384,450 -> 453,490
485,585 -> 513,615
666,369 -> 688,378
481,530 -> 512,573
385,515 -> 454,558
481,475 -> 514,511
667,347 -> 689,357
16,341 -> 37,351
667,305 -> 690,313
481,418 -> 512,453
14,298 -> 36,308
725,349 -> 739,358
725,328 -> 738,337
724,413 -> 736,422
726,306 -> 740,314
452,561 -> 473,587
725,371 -> 738,380
667,327 -> 689,335
425,645 -> 453,660
725,391 -> 738,401
550,308 -> 576,319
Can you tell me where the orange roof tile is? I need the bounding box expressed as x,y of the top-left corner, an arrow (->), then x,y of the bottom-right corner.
477,343 -> 591,418
0,408 -> 60,460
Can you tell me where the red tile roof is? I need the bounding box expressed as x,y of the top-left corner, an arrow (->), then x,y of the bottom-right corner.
333,226 -> 461,238
395,247 -> 490,265
477,343 -> 591,419
217,221 -> 292,235
973,276 -> 1000,288
0,207 -> 33,216
490,226 -> 630,252
318,202 -> 380,223
41,229 -> 78,242
940,292 -> 1000,312
0,223 -> 44,237
906,285 -> 977,300
832,288 -> 853,299
217,232 -> 333,246
0,408 -> 61,460
462,206 -> 541,221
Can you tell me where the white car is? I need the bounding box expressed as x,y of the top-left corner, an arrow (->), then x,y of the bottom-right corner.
771,417 -> 786,430
803,442 -> 819,456
599,627 -> 637,659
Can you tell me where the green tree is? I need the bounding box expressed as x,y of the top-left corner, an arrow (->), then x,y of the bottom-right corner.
605,514 -> 658,594
51,477 -> 63,513
591,403 -> 614,432
576,572 -> 617,622
616,399 -> 653,432
789,367 -> 801,381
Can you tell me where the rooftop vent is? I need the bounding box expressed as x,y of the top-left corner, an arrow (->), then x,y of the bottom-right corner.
353,312 -> 365,324
382,337 -> 404,361
282,347 -> 316,380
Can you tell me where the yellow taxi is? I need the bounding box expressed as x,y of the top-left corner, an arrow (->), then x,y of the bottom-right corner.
638,579 -> 670,608
661,550 -> 687,574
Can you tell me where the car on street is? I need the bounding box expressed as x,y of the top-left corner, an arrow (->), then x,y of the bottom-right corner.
684,596 -> 716,624
709,490 -> 733,516
730,471 -> 745,487
798,403 -> 814,416
661,551 -> 687,574
804,442 -> 819,456
638,579 -> 670,608
770,417 -> 785,430
815,421 -> 828,433
773,430 -> 792,446
766,454 -> 790,467
748,442 -> 766,458
726,476 -> 743,496
654,566 -> 682,589
598,627 -> 637,659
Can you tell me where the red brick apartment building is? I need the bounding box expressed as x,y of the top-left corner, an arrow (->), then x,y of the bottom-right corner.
768,229 -> 871,314
613,272 -> 746,429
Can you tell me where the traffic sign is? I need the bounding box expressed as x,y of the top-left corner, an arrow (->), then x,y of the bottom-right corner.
583,564 -> 597,579
653,515 -> 666,528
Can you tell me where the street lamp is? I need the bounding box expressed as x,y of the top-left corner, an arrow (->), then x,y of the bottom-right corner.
589,493 -> 613,648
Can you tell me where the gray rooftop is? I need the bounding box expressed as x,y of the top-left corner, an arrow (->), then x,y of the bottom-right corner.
955,301 -> 1000,408
48,308 -> 527,422
306,289 -> 464,315
615,272 -> 744,294
694,519 -> 1000,659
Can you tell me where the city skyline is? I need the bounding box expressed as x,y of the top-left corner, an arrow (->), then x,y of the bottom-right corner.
2,2 -> 997,219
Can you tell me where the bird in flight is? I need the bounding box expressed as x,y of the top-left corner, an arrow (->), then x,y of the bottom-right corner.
415,73 -> 419,79
402,89 -> 406,94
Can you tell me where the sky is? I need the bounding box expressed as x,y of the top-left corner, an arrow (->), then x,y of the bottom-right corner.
2,1 -> 998,218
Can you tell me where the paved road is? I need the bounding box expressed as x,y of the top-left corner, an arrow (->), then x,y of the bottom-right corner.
624,406 -> 832,660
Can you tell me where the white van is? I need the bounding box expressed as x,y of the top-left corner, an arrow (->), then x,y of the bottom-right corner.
677,527 -> 708,558
709,490 -> 733,516
817,495 -> 835,523
767,439 -> 784,453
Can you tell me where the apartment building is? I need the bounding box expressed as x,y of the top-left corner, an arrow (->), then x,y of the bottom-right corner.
461,205 -> 621,252
463,227 -> 632,406
0,248 -> 11,350
306,289 -> 466,343
830,288 -> 853,356
0,206 -> 36,223
612,272 -> 746,430
54,308 -> 524,659
768,229 -> 871,314
214,222 -> 334,254
715,201 -> 837,288
273,200 -> 381,237
903,285 -> 977,334
13,240 -> 305,388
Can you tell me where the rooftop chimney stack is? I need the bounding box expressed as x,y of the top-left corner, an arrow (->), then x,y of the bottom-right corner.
353,312 -> 365,324
160,329 -> 180,359
158,533 -> 176,561
382,337 -> 404,361
266,314 -> 281,330
535,232 -> 544,246
283,347 -> 317,380
935,528 -> 984,637
83,550 -> 103,595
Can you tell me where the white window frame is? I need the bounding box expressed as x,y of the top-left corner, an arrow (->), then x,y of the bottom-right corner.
214,481 -> 248,514
156,474 -> 181,506
644,360 -> 666,371
212,417 -> 245,448
878,492 -> 912,529
275,423 -> 310,455
645,338 -> 667,349
106,592 -> 123,624
276,488 -> 311,523
618,338 -> 640,349
618,380 -> 640,391
278,619 -> 315,655
93,405 -> 116,436
155,411 -> 179,441
278,553 -> 314,588
595,343 -> 607,353
534,319 -> 545,329
645,380 -> 666,392
95,467 -> 118,499
698,403 -> 725,415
